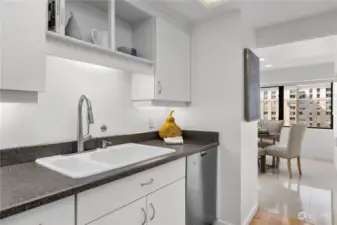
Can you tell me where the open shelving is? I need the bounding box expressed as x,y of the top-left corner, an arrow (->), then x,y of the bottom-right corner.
47,0 -> 155,69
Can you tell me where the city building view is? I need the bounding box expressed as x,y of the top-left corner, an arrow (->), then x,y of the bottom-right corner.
260,87 -> 279,121
260,83 -> 332,128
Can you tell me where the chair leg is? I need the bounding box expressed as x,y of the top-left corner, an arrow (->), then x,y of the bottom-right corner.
287,159 -> 292,179
297,157 -> 302,176
272,156 -> 276,168
260,156 -> 266,173
276,157 -> 280,169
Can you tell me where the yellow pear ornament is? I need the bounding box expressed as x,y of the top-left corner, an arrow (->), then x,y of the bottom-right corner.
159,110 -> 182,139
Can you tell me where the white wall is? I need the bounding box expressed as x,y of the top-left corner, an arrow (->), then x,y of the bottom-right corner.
256,10 -> 337,47
0,56 -> 186,149
261,63 -> 334,86
279,128 -> 334,161
261,63 -> 335,161
185,11 -> 257,225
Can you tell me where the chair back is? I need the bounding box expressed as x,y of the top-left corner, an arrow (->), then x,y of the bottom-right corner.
260,120 -> 284,142
287,123 -> 307,158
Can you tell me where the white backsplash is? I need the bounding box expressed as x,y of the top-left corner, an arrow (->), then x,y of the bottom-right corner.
0,56 -> 186,149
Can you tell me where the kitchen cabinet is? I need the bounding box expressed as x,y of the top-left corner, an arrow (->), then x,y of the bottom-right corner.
131,18 -> 191,102
154,18 -> 191,102
78,159 -> 186,225
46,0 -> 155,74
87,178 -> 185,225
0,0 -> 46,92
147,178 -> 186,225
89,197 -> 147,225
0,197 -> 75,225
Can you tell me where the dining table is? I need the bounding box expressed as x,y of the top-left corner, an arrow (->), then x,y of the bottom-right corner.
258,131 -> 280,173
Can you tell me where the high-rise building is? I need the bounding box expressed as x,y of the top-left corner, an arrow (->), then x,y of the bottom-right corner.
260,87 -> 279,121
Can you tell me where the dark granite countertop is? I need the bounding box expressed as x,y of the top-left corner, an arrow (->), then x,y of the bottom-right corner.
0,138 -> 219,219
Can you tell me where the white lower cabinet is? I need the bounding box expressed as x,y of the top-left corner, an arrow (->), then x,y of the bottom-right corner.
88,178 -> 185,225
0,197 -> 75,225
89,198 -> 147,225
147,178 -> 185,225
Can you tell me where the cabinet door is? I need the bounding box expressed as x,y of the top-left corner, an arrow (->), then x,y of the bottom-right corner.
147,178 -> 185,225
89,198 -> 147,225
155,18 -> 190,102
1,0 -> 46,91
0,197 -> 75,225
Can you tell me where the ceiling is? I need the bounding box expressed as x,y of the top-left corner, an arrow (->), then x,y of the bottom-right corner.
253,36 -> 337,71
147,0 -> 337,28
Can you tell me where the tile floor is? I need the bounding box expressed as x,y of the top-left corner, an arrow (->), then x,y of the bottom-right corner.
258,157 -> 337,225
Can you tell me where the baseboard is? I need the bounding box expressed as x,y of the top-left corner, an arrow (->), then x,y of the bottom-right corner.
213,204 -> 258,225
243,204 -> 258,225
213,219 -> 234,225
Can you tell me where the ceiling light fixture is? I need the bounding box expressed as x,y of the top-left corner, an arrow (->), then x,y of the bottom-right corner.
199,0 -> 228,7
259,58 -> 265,61
265,64 -> 272,68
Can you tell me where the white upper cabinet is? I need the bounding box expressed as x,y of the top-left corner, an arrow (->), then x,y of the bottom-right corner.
0,197 -> 75,225
0,0 -> 46,91
154,18 -> 191,102
131,18 -> 191,103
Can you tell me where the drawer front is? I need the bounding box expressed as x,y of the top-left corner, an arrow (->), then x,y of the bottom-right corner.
77,158 -> 186,225
141,158 -> 186,194
0,197 -> 75,225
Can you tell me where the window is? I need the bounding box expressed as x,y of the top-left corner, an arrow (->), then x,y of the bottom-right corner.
261,82 -> 333,129
260,87 -> 279,121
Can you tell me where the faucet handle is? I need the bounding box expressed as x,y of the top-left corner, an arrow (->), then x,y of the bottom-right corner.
102,140 -> 112,149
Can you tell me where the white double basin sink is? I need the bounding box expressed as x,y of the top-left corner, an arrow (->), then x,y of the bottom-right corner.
36,143 -> 175,179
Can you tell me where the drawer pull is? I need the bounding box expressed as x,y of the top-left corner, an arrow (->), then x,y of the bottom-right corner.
141,208 -> 146,225
140,178 -> 154,186
149,203 -> 156,220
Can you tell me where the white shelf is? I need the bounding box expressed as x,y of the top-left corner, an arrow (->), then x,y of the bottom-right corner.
46,31 -> 154,73
116,51 -> 154,64
47,31 -> 113,54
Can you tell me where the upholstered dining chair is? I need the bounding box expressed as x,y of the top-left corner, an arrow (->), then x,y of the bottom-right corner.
265,123 -> 307,179
259,120 -> 284,148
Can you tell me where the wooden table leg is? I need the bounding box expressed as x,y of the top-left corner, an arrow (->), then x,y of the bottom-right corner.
260,155 -> 266,173
272,136 -> 276,168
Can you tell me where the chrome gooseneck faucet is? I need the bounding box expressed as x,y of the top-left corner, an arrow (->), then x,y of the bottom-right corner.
77,95 -> 94,152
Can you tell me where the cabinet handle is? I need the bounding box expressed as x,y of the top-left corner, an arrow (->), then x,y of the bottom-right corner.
200,151 -> 208,157
149,203 -> 156,220
140,178 -> 154,186
157,81 -> 162,95
141,208 -> 146,225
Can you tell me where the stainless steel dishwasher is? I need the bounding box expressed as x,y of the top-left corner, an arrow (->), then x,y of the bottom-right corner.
186,148 -> 217,225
